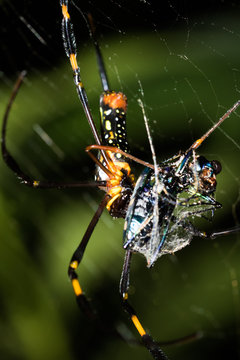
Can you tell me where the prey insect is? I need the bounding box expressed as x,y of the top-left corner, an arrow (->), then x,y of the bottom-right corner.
1,0 -> 240,359
123,99 -> 238,267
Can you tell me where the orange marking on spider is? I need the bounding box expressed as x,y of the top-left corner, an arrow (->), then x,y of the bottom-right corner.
70,53 -> 78,71
106,193 -> 121,211
103,92 -> 127,112
113,161 -> 131,175
131,315 -> 146,337
70,260 -> 79,270
72,279 -> 82,296
62,4 -> 70,19
108,185 -> 122,197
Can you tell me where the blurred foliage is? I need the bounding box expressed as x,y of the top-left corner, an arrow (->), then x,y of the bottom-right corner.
0,1 -> 240,360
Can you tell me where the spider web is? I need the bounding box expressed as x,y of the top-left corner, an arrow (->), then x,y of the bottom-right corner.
0,1 -> 240,360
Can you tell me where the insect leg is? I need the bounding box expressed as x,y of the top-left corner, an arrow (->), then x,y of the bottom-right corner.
119,250 -> 169,360
68,194 -> 110,319
172,214 -> 240,241
188,100 -> 240,152
206,227 -> 240,239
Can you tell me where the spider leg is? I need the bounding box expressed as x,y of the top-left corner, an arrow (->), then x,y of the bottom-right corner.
119,250 -> 169,360
86,144 -> 154,169
68,194 -> 110,319
85,146 -> 116,179
60,0 -> 110,167
1,72 -> 107,190
87,13 -> 110,92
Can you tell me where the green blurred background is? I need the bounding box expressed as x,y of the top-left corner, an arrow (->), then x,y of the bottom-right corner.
0,1 -> 240,359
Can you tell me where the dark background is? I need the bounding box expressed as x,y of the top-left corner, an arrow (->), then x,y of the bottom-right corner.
0,1 -> 240,360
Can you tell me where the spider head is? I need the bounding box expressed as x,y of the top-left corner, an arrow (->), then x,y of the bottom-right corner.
194,155 -> 222,194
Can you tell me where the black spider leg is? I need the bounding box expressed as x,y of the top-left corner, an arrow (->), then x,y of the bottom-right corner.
120,250 -> 169,360
68,194 -> 110,320
1,71 -> 106,190
86,13 -> 110,92
68,2 -> 110,92
66,194 -> 152,351
60,0 -> 109,167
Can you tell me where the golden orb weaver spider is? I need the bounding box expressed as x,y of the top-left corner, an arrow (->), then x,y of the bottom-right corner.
1,1 -> 240,359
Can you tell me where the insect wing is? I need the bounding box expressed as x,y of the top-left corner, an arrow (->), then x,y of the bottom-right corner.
123,167 -> 151,247
123,167 -> 176,266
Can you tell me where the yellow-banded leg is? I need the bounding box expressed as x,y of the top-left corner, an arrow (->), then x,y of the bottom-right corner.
1,71 -> 108,191
120,250 -> 169,360
68,194 -> 110,319
60,0 -> 109,167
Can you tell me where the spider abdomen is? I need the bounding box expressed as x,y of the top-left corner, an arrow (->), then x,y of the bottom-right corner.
100,91 -> 129,157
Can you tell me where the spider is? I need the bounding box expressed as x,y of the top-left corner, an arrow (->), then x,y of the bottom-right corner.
1,1 -> 240,359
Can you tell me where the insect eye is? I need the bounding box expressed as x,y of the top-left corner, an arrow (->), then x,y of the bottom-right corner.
197,156 -> 210,170
211,160 -> 222,175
